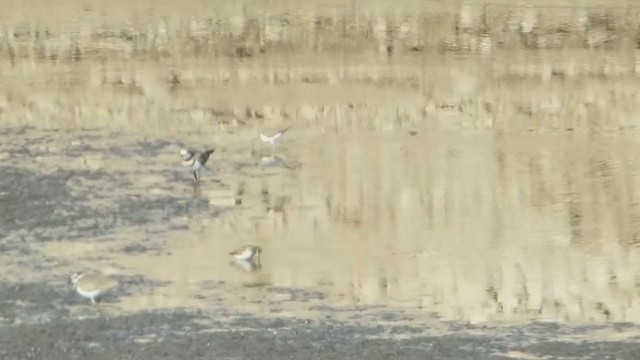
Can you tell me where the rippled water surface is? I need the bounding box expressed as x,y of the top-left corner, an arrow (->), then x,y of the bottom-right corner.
0,127 -> 631,325
2,1 -> 640,339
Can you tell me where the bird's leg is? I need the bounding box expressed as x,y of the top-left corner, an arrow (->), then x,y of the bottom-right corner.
91,297 -> 96,305
193,171 -> 198,182
271,143 -> 275,157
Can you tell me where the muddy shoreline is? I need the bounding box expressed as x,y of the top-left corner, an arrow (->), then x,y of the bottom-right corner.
1,282 -> 639,360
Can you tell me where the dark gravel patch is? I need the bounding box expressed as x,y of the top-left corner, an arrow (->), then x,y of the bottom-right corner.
0,164 -> 219,245
0,167 -> 102,237
1,305 -> 639,360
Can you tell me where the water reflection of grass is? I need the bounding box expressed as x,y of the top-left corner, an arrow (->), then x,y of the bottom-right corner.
3,0 -> 640,325
10,128 -> 639,324
2,2 -> 640,131
252,133 -> 640,323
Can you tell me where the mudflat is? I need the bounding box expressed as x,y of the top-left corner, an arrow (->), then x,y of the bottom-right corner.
2,1 -> 640,359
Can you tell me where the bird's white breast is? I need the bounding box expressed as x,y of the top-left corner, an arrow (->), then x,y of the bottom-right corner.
233,248 -> 254,260
76,287 -> 104,299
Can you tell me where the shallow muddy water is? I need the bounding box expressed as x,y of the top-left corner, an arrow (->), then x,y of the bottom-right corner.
2,1 -> 640,357
3,126 -> 640,327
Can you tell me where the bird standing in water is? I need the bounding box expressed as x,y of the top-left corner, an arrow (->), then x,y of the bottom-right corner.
260,127 -> 289,156
69,272 -> 118,304
180,148 -> 215,182
229,245 -> 262,264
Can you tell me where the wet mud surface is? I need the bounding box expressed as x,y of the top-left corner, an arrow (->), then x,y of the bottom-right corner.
2,127 -> 640,359
1,281 -> 639,359
0,282 -> 639,360
0,128 -> 212,243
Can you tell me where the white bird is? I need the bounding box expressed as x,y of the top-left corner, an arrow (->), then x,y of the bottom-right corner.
180,148 -> 215,182
260,127 -> 290,156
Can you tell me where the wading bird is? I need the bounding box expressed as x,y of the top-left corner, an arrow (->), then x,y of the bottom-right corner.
260,127 -> 290,156
229,245 -> 262,264
180,148 -> 215,182
69,272 -> 118,304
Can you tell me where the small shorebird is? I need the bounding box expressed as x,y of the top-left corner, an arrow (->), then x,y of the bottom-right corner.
260,127 -> 289,156
229,245 -> 262,263
69,272 -> 118,304
180,148 -> 215,182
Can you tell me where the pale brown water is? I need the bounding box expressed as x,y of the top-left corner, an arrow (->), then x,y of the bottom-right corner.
3,1 -> 640,330
12,128 -> 635,326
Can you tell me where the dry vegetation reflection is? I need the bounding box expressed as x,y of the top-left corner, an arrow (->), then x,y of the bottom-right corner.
32,130 -> 640,324
3,1 -> 640,325
2,1 -> 640,132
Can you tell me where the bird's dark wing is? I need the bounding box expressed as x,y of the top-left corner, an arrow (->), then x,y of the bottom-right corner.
197,149 -> 215,165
